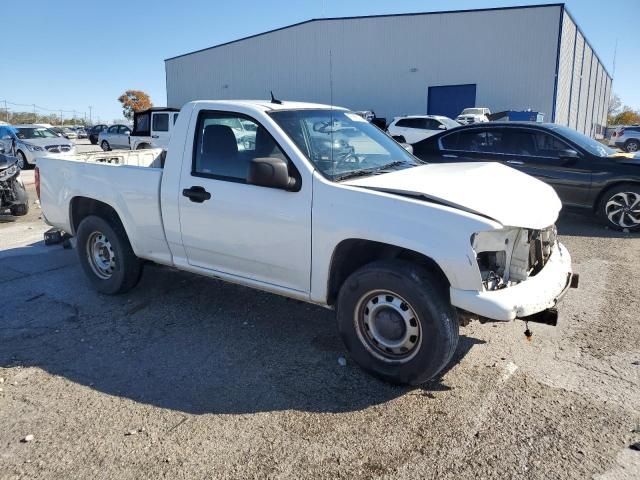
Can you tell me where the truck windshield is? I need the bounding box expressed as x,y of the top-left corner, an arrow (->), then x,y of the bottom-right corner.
269,109 -> 421,180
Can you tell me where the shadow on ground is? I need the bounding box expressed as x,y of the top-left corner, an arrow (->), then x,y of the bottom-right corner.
0,243 -> 483,415
557,209 -> 639,238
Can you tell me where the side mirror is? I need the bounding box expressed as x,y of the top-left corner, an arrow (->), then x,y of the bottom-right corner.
559,149 -> 580,162
400,143 -> 413,154
247,157 -> 297,190
438,124 -> 447,130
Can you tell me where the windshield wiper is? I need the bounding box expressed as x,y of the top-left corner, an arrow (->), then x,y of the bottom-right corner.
333,160 -> 414,182
333,167 -> 382,181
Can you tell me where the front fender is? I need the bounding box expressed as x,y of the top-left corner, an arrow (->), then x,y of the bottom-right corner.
310,173 -> 500,304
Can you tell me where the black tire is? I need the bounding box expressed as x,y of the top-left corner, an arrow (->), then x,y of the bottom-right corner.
624,139 -> 640,153
136,143 -> 151,150
16,151 -> 30,170
76,215 -> 143,294
101,140 -> 111,151
597,183 -> 640,231
90,136 -> 98,145
10,204 -> 28,216
336,260 -> 459,385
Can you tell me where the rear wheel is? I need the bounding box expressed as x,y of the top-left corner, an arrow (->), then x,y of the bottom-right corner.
101,140 -> 110,151
76,215 -> 143,294
624,139 -> 640,153
90,136 -> 98,145
336,260 -> 459,385
598,184 -> 640,231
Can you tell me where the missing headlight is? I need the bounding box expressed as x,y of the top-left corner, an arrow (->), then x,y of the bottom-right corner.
476,250 -> 507,290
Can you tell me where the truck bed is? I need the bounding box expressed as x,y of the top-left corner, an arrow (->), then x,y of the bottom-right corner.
37,148 -> 172,264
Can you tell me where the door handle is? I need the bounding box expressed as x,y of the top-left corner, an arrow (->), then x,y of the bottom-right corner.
506,160 -> 524,165
152,135 -> 159,138
182,186 -> 211,203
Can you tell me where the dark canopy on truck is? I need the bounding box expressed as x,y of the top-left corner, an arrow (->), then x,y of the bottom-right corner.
132,107 -> 179,137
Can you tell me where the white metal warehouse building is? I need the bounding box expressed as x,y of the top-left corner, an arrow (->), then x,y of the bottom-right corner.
165,3 -> 612,137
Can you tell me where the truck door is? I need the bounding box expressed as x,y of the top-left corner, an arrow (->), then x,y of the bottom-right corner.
151,112 -> 171,149
176,108 -> 312,294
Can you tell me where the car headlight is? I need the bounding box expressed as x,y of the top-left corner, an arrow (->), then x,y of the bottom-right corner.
0,164 -> 18,180
24,143 -> 44,152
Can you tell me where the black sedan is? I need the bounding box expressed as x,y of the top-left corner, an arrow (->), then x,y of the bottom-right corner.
412,122 -> 640,231
87,124 -> 108,145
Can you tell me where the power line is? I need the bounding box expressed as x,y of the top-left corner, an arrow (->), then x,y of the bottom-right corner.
0,99 -> 98,125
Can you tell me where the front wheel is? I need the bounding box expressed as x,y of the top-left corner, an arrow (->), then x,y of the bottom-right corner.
336,260 -> 459,385
101,140 -> 110,151
624,139 -> 640,153
598,184 -> 640,231
76,215 -> 143,294
16,151 -> 29,170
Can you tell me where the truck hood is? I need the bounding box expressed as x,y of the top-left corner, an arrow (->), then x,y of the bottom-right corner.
343,162 -> 561,229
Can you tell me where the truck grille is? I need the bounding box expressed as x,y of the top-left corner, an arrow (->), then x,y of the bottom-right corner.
45,145 -> 72,153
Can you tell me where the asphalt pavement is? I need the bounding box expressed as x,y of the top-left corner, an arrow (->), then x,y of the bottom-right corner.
0,144 -> 638,479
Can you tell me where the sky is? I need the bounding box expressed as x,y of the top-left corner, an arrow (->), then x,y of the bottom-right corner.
0,0 -> 637,123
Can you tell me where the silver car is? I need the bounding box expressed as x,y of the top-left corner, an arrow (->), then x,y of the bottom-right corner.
0,124 -> 75,169
98,124 -> 132,151
608,125 -> 640,153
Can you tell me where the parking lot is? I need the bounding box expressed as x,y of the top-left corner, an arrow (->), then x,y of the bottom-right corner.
0,141 -> 638,479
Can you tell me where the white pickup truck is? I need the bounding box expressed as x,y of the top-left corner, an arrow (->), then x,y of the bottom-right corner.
36,100 -> 576,385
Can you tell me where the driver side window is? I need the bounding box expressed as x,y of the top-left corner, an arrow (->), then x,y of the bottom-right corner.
192,111 -> 287,182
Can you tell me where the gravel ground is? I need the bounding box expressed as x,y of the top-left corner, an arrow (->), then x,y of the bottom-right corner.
0,155 -> 639,479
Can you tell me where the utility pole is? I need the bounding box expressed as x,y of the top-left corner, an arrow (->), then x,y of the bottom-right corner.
88,106 -> 93,125
33,104 -> 37,123
4,100 -> 8,123
60,110 -> 63,125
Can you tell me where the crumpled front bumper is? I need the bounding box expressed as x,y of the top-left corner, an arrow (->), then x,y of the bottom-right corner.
450,242 -> 573,322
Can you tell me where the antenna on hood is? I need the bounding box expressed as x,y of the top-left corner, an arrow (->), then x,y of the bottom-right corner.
270,91 -> 283,105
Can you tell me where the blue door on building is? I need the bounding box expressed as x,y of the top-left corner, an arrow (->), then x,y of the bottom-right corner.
427,84 -> 477,119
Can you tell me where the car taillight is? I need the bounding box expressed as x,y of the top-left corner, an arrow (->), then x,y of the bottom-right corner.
34,166 -> 41,200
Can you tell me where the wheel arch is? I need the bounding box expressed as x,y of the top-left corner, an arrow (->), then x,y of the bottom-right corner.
326,238 -> 451,306
592,180 -> 640,212
69,196 -> 127,238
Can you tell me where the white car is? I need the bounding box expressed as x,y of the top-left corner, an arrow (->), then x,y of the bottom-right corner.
0,124 -> 75,169
608,125 -> 640,153
36,100 -> 575,386
456,107 -> 491,125
387,115 -> 460,144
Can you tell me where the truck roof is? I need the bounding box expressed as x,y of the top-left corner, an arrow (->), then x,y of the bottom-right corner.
187,99 -> 346,112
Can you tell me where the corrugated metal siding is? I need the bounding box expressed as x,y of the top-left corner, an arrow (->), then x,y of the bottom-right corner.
568,33 -> 585,130
589,62 -> 602,137
554,12 -> 576,126
584,52 -> 597,136
602,75 -> 612,134
166,6 -> 562,120
577,44 -> 593,134
555,10 -> 612,137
